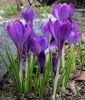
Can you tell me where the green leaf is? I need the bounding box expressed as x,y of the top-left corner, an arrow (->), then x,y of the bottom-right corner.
6,49 -> 21,93
64,45 -> 75,87
0,52 -> 9,71
0,52 -> 19,91
34,67 -> 40,95
78,41 -> 85,70
44,51 -> 53,85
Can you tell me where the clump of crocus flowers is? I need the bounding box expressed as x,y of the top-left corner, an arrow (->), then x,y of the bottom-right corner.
0,3 -> 80,100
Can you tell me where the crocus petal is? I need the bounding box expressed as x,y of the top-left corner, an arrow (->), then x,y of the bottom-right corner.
52,56 -> 58,76
7,22 -> 17,45
21,8 -> 28,21
68,30 -> 80,45
70,3 -> 74,17
72,22 -> 80,29
38,51 -> 46,73
41,22 -> 50,38
41,19 -> 52,42
39,37 -> 48,52
49,19 -> 55,39
52,3 -> 58,18
53,20 -> 61,40
24,22 -> 32,43
30,35 -> 41,55
27,7 -> 35,23
13,19 -> 25,44
58,3 -> 71,21
23,30 -> 34,56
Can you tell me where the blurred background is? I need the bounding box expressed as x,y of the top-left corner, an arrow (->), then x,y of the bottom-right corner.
0,0 -> 85,8
0,0 -> 85,19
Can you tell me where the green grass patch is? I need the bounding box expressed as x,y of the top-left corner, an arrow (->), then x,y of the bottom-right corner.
80,21 -> 85,26
35,6 -> 51,17
4,4 -> 18,16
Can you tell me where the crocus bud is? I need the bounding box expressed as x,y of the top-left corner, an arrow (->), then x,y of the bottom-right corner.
21,7 -> 35,23
52,56 -> 58,76
38,51 -> 46,74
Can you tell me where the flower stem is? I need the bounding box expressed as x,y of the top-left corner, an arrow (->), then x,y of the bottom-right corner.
34,68 -> 39,95
52,58 -> 60,100
62,47 -> 65,92
19,58 -> 23,93
25,54 -> 29,93
62,47 -> 65,69
39,74 -> 44,97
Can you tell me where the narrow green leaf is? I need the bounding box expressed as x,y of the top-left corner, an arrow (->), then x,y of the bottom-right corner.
6,49 -> 21,93
0,52 -> 19,91
64,45 -> 74,87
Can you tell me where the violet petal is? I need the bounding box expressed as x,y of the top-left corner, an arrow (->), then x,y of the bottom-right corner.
38,51 -> 46,73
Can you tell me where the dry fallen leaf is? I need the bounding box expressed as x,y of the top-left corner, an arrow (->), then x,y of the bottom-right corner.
69,71 -> 85,97
70,71 -> 81,80
75,71 -> 85,81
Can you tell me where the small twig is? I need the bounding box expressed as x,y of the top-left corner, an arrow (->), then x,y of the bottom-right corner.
69,81 -> 77,95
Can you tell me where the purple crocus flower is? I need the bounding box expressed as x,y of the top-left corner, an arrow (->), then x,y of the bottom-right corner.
30,34 -> 56,73
7,19 -> 32,56
49,19 -> 72,54
52,3 -> 80,45
52,56 -> 58,76
68,21 -> 80,45
21,7 -> 35,23
52,3 -> 74,22
30,35 -> 48,73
